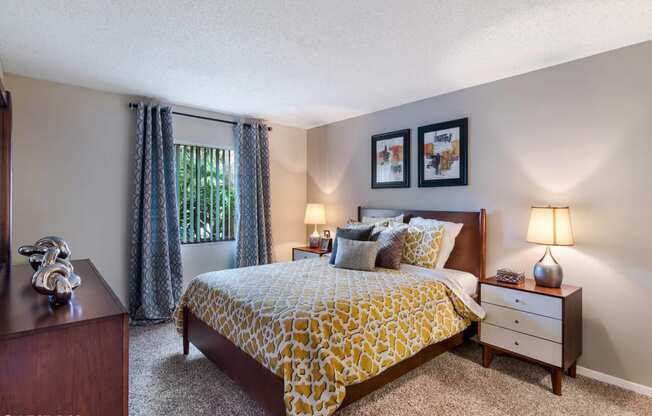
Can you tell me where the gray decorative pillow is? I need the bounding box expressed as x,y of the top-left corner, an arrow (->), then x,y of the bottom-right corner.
329,225 -> 374,265
370,225 -> 408,269
334,238 -> 379,271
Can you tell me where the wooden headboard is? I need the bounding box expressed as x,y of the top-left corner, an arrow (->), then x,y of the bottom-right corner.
358,207 -> 486,278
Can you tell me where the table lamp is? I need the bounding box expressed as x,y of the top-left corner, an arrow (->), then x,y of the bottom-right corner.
526,206 -> 574,288
304,203 -> 326,248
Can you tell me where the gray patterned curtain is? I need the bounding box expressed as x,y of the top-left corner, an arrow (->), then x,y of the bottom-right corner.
234,121 -> 273,267
129,103 -> 183,324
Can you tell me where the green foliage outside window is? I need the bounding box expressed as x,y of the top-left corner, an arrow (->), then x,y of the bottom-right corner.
175,144 -> 235,243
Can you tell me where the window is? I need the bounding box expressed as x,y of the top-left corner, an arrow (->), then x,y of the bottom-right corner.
175,144 -> 235,243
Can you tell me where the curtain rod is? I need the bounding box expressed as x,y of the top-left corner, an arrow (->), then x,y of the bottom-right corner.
127,103 -> 271,131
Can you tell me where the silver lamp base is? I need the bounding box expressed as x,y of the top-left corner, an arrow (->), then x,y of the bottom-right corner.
533,246 -> 563,288
309,225 -> 320,248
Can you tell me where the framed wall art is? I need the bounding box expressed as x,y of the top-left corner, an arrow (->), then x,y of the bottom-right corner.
371,129 -> 410,189
418,118 -> 467,187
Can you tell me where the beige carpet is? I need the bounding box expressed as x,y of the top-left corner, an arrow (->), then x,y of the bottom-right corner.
130,323 -> 652,415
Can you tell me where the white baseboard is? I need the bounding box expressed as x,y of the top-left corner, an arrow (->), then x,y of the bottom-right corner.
577,366 -> 652,397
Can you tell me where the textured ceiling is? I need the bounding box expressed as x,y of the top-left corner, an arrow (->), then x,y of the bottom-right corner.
1,1 -> 651,128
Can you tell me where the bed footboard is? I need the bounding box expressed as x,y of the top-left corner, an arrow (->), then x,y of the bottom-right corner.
185,308 -> 286,415
183,308 -> 465,415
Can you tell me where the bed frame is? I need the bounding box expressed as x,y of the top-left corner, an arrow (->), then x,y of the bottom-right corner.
183,207 -> 486,415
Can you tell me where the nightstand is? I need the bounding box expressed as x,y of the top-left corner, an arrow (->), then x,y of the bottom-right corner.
479,277 -> 582,395
292,246 -> 330,261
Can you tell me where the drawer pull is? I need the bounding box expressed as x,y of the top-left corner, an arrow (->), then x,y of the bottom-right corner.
515,299 -> 520,303
514,341 -> 519,346
514,319 -> 519,324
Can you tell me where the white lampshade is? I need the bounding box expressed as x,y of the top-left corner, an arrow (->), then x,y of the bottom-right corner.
304,203 -> 326,225
526,206 -> 575,246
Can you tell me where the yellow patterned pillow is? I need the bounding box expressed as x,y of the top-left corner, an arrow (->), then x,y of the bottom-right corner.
402,226 -> 423,265
402,224 -> 444,268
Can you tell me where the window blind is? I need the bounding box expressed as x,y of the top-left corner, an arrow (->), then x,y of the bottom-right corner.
175,144 -> 235,243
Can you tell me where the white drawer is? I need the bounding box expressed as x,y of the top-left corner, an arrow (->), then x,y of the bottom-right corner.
293,250 -> 320,260
481,323 -> 562,366
481,284 -> 561,319
483,303 -> 562,343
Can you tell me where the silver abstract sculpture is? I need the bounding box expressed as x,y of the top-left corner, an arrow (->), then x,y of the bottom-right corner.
18,236 -> 81,304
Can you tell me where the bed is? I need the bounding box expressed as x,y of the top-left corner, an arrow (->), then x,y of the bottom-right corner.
174,207 -> 486,415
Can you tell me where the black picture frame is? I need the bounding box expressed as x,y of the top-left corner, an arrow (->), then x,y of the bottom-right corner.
418,118 -> 468,187
371,129 -> 411,189
319,238 -> 332,251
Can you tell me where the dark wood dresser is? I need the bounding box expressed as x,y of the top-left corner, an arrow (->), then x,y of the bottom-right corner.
0,259 -> 128,415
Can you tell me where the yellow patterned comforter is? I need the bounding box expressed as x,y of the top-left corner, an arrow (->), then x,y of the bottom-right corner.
173,257 -> 484,416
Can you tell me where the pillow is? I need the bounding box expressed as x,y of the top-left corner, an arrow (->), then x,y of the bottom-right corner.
402,224 -> 444,268
333,238 -> 379,271
402,226 -> 424,265
409,217 -> 463,269
344,220 -> 377,228
329,225 -> 374,265
370,225 -> 408,269
361,214 -> 404,227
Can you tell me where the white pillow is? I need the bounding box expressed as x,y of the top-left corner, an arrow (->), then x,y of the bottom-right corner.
409,217 -> 463,269
361,214 -> 404,227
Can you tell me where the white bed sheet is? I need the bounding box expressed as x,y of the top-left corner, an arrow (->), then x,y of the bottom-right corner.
440,268 -> 479,296
400,263 -> 484,319
400,264 -> 479,296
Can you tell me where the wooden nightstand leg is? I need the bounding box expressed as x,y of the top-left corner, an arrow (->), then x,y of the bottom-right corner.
567,362 -> 577,378
482,345 -> 494,368
551,368 -> 562,395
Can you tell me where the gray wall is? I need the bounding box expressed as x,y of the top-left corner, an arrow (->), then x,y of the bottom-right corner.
6,73 -> 307,305
307,41 -> 652,387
